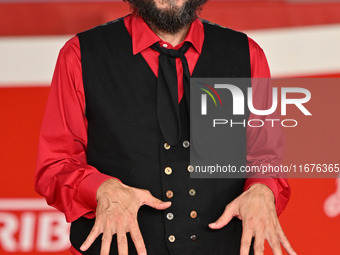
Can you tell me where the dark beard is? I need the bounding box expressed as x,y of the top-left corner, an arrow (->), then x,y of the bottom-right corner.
126,0 -> 208,34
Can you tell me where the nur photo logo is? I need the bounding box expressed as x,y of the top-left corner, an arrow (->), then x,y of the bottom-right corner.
196,79 -> 312,128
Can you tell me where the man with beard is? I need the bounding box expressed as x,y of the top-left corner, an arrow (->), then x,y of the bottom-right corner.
35,1 -> 297,255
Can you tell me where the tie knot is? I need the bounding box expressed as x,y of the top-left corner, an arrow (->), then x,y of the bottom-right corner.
152,42 -> 191,58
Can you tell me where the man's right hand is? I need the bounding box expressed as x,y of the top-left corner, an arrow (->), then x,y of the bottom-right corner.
79,179 -> 171,255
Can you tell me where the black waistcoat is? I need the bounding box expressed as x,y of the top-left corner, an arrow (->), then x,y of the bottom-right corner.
71,18 -> 252,255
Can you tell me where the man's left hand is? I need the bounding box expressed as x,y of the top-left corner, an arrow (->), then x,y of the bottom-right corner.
209,184 -> 297,255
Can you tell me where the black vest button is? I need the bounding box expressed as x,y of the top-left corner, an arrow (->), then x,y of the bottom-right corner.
164,167 -> 172,175
190,234 -> 197,241
183,140 -> 190,148
164,143 -> 171,150
168,235 -> 176,243
166,190 -> 174,198
190,210 -> 197,218
189,189 -> 196,196
166,212 -> 174,220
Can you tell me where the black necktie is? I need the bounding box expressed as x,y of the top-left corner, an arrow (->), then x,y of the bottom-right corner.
151,42 -> 191,146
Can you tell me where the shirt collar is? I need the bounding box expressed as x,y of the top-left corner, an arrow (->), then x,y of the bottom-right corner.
129,14 -> 204,55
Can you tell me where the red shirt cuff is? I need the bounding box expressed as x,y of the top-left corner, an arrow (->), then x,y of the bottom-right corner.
70,245 -> 82,255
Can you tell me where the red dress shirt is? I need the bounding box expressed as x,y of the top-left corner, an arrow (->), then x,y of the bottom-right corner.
35,14 -> 290,239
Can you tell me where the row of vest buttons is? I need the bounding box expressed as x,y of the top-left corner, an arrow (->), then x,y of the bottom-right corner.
166,189 -> 196,199
168,234 -> 198,242
165,186 -> 198,242
166,211 -> 197,221
164,141 -> 197,244
164,141 -> 190,150
164,165 -> 194,175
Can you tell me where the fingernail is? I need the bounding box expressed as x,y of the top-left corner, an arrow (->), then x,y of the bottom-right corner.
209,223 -> 216,227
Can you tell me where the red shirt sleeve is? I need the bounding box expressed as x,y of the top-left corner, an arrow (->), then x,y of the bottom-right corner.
35,36 -> 119,223
244,37 -> 291,216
